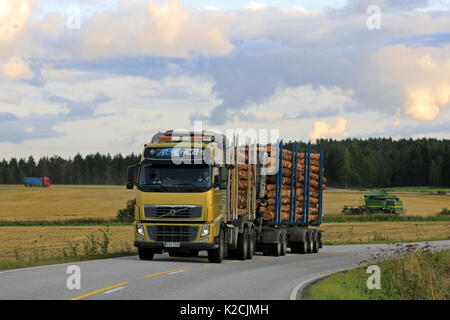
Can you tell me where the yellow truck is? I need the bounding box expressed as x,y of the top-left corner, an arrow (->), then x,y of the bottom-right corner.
127,130 -> 324,263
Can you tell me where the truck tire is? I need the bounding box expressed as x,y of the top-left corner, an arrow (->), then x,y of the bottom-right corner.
312,230 -> 319,253
237,227 -> 249,260
280,233 -> 287,256
271,234 -> 282,257
208,229 -> 224,263
138,248 -> 154,260
306,231 -> 313,254
247,228 -> 255,260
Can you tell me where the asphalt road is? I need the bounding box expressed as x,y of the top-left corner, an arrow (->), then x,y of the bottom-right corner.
0,240 -> 448,300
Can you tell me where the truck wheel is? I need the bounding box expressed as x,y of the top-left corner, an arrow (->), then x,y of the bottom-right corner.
271,234 -> 282,257
237,227 -> 249,260
306,232 -> 313,254
280,233 -> 287,256
312,230 -> 319,253
138,248 -> 154,260
247,228 -> 255,260
208,229 -> 224,263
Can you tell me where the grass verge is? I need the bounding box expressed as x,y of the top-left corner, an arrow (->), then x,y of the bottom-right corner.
324,215 -> 450,223
0,218 -> 131,227
0,225 -> 136,271
303,245 -> 450,300
0,251 -> 136,271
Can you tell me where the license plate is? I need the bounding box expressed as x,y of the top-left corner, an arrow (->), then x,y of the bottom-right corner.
164,242 -> 180,248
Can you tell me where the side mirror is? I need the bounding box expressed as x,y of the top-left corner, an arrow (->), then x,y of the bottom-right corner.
126,165 -> 139,189
218,167 -> 228,190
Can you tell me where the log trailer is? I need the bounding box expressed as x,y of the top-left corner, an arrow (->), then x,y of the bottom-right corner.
127,130 -> 324,263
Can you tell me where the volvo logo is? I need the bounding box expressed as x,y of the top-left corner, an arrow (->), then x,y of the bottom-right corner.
169,209 -> 177,215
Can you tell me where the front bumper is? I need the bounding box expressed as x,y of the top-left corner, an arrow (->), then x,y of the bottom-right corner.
134,240 -> 218,250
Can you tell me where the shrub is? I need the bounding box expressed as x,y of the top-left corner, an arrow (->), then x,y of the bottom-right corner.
437,208 -> 450,216
117,199 -> 136,222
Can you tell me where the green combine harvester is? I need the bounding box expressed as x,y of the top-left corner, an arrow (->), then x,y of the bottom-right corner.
343,189 -> 404,215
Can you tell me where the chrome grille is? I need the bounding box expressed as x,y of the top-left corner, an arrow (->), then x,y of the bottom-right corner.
147,225 -> 199,242
144,205 -> 202,219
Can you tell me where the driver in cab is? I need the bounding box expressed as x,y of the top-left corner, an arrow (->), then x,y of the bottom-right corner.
196,171 -> 210,185
150,172 -> 162,185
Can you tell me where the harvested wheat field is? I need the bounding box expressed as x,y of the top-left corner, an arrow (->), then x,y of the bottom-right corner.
0,225 -> 134,261
0,185 -> 135,221
319,221 -> 450,244
324,189 -> 450,216
1,222 -> 449,261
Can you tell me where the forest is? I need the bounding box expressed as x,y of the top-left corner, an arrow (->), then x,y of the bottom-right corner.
1,138 -> 449,188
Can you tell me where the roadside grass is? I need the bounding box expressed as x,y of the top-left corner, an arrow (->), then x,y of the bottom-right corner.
0,251 -> 136,271
320,221 -> 450,245
0,225 -> 136,270
303,246 -> 450,300
0,218 -> 131,226
324,214 -> 450,223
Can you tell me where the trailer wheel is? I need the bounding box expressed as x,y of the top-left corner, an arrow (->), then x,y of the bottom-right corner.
237,227 -> 249,260
312,230 -> 319,253
271,234 -> 282,257
306,232 -> 313,254
247,228 -> 255,260
208,229 -> 224,263
280,233 -> 287,256
138,248 -> 154,260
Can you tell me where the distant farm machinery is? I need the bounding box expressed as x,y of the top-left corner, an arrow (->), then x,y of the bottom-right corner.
342,189 -> 404,215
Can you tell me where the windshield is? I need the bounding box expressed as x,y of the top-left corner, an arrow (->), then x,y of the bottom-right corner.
138,164 -> 212,192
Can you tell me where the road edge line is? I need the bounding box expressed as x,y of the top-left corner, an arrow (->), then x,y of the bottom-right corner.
289,268 -> 347,300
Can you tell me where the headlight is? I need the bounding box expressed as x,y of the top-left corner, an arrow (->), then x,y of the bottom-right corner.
201,224 -> 210,237
136,223 -> 145,237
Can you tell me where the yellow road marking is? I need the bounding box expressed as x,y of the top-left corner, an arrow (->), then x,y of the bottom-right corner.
71,281 -> 129,300
144,267 -> 191,278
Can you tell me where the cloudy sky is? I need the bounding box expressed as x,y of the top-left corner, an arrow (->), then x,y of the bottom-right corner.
0,0 -> 449,159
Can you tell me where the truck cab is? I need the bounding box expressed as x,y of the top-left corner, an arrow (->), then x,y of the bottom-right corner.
128,131 -> 229,261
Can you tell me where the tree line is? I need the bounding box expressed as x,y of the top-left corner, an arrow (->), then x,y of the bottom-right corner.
0,153 -> 141,185
286,138 -> 450,188
0,138 -> 449,188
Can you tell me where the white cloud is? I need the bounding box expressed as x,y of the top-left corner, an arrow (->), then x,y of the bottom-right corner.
241,84 -> 354,120
309,117 -> 348,140
375,45 -> 450,121
244,2 -> 269,11
1,57 -> 33,79
77,0 -> 233,59
0,0 -> 37,45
